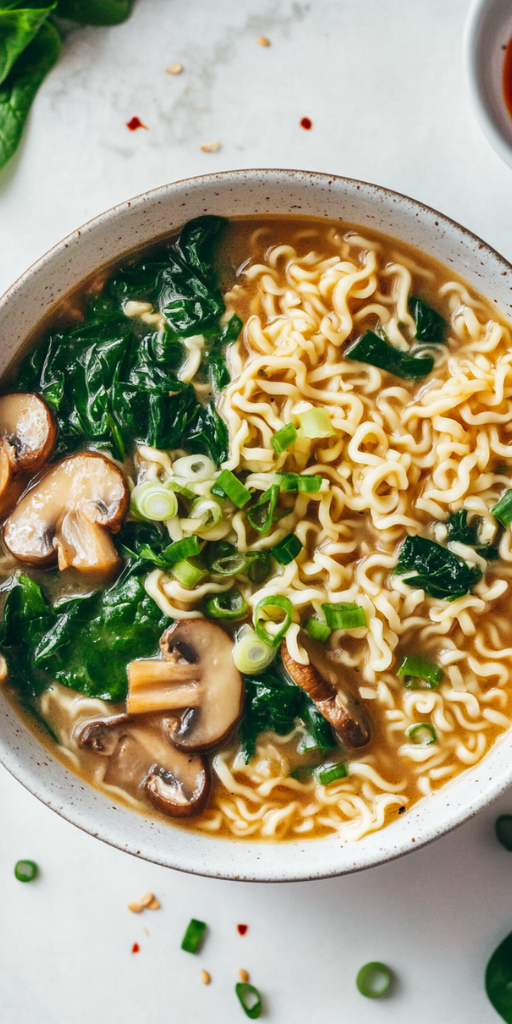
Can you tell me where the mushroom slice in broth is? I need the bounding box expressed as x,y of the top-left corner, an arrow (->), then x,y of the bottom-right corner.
77,714 -> 210,818
127,620 -> 244,753
281,633 -> 371,749
4,452 -> 129,572
0,392 -> 56,516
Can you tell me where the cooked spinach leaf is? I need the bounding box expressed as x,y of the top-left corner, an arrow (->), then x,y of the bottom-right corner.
239,667 -> 335,763
410,297 -> 446,345
346,331 -> 434,380
395,535 -> 482,601
55,0 -> 134,23
0,564 -> 171,702
0,4 -> 53,85
447,509 -> 478,545
0,19 -> 60,171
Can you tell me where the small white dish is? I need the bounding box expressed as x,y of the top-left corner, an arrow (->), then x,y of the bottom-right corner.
465,0 -> 512,167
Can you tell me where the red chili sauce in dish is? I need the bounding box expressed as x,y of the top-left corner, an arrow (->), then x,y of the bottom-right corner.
503,37 -> 512,120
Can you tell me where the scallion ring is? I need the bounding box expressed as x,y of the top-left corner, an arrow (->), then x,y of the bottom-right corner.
298,407 -> 336,439
130,482 -> 179,521
172,454 -> 215,482
190,497 -> 222,531
356,962 -> 392,999
245,551 -> 272,585
170,557 -> 208,589
253,594 -> 293,648
271,422 -> 297,453
305,617 -> 331,643
210,553 -> 249,576
14,859 -> 38,882
233,628 -> 276,673
407,723 -> 436,746
235,982 -> 262,1019
203,589 -> 249,621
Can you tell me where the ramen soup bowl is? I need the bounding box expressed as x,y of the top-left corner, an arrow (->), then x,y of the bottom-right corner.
2,169 -> 512,882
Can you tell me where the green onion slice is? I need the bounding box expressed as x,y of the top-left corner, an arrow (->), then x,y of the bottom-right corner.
247,484 -> 280,534
347,330 -> 434,380
203,589 -> 248,621
189,497 -> 222,531
171,557 -> 208,589
181,918 -> 207,954
397,655 -> 443,687
493,489 -> 512,528
210,553 -> 249,575
162,535 -> 201,566
317,761 -> 348,785
245,551 -> 272,585
271,422 -> 297,453
165,479 -> 196,500
356,962 -> 392,999
253,594 -> 293,648
172,455 -> 215,482
322,602 -> 366,630
495,815 -> 512,851
305,617 -> 331,643
298,407 -> 336,439
271,533 -> 302,565
233,629 -> 276,673
407,723 -> 437,746
212,469 -> 251,508
130,482 -> 179,521
276,472 -> 323,493
14,859 -> 38,883
205,540 -> 236,569
235,982 -> 262,1019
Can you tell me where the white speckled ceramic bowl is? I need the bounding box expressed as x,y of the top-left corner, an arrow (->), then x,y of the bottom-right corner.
1,170 -> 512,881
465,0 -> 512,168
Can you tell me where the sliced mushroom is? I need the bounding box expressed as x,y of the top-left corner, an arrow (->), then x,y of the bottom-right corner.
0,392 -> 56,517
126,620 -> 244,753
281,632 -> 371,749
77,713 -> 210,818
4,452 -> 129,572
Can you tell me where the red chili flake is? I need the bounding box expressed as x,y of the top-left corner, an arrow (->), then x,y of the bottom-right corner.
237,924 -> 248,936
300,117 -> 312,130
132,942 -> 140,953
126,117 -> 148,132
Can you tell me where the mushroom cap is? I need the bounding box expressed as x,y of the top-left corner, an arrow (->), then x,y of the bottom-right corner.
4,452 -> 129,572
77,713 -> 210,819
126,620 -> 244,753
0,393 -> 56,518
281,633 -> 371,750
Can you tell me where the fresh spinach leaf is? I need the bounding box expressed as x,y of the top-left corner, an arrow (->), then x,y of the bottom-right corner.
486,929 -> 512,1023
182,400 -> 229,467
239,667 -> 336,763
0,4 -> 53,84
346,331 -> 434,380
55,0 -> 133,24
395,535 -> 482,601
0,19 -> 60,171
409,297 -> 446,345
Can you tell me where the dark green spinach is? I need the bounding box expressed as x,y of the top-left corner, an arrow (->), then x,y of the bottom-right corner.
346,331 -> 434,380
55,0 -> 133,24
395,535 -> 482,601
0,4 -> 54,84
486,930 -> 512,1023
0,19 -> 60,171
410,297 -> 446,345
239,667 -> 335,763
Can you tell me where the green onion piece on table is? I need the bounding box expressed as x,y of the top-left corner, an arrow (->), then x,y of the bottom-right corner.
495,815 -> 512,852
181,918 -> 207,954
409,297 -> 446,345
271,422 -> 297,453
356,962 -> 392,999
271,534 -> 302,565
407,723 -> 437,746
173,454 -> 216,482
493,490 -> 512,528
247,484 -> 280,534
486,930 -> 512,1022
162,535 -> 201,566
317,762 -> 348,785
130,482 -> 178,521
203,589 -> 248,621
298,407 -> 336,439
212,469 -> 251,508
14,859 -> 38,882
171,557 -> 208,588
305,617 -> 332,643
235,982 -> 263,1019
322,602 -> 366,630
253,595 -> 293,648
347,330 -> 434,380
397,655 -> 443,687
245,551 -> 272,585
276,472 -> 323,493
233,629 -> 276,673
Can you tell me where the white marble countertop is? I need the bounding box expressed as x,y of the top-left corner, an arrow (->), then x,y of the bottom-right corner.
1,1 -> 512,1021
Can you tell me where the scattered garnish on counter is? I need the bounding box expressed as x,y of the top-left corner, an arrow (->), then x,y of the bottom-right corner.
256,36 -> 270,46
14,859 -> 38,882
131,942 -> 140,954
201,970 -> 211,985
126,116 -> 148,131
182,918 -> 207,954
235,982 -> 262,1019
496,815 -> 512,851
237,924 -> 248,936
201,140 -> 221,152
356,962 -> 392,998
167,62 -> 183,74
300,117 -> 312,129
127,891 -> 160,912
486,930 -> 512,1021
239,969 -> 250,982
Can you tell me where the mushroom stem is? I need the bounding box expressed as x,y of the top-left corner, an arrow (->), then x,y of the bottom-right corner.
127,661 -> 201,715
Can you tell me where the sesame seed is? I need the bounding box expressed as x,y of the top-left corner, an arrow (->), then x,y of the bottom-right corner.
167,63 -> 183,74
238,968 -> 250,983
256,36 -> 270,46
201,970 -> 211,985
200,141 -> 221,152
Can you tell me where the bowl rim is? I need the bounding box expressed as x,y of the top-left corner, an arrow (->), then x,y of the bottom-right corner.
464,0 -> 512,168
2,166 -> 512,882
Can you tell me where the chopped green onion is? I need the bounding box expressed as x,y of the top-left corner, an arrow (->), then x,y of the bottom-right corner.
247,484 -> 280,534
347,330 -> 434,380
190,497 -> 222,531
271,534 -> 302,565
165,479 -> 196,500
495,815 -> 512,851
298,407 -> 336,439
305,617 -> 332,643
397,655 -> 443,687
289,764 -> 318,782
203,589 -> 248,621
407,723 -> 437,746
356,962 -> 392,999
233,629 -> 276,673
317,761 -> 348,785
211,553 -> 249,575
276,472 -> 323,493
253,594 -> 293,648
14,860 -> 38,883
271,422 -> 297,453
162,535 -> 201,566
212,469 -> 251,508
235,982 -> 262,1019
171,557 -> 208,588
322,602 -> 367,630
181,918 -> 207,954
245,551 -> 272,585
130,482 -> 178,521
493,490 -> 512,528
172,454 -> 215,482
205,540 -> 236,569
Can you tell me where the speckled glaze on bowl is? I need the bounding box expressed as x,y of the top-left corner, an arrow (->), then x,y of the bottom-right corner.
1,169 -> 512,882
